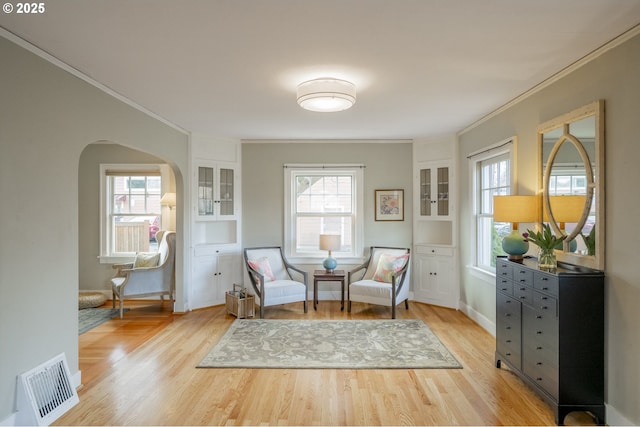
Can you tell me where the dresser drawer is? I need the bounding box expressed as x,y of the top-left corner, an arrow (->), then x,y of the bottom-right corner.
523,305 -> 558,353
533,272 -> 558,296
416,245 -> 454,256
533,291 -> 557,316
513,283 -> 533,305
496,259 -> 513,279
523,354 -> 559,400
513,265 -> 533,287
497,277 -> 513,295
497,292 -> 521,320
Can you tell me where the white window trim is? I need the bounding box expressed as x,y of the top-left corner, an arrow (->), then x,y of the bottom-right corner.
284,164 -> 364,264
468,137 -> 516,275
98,163 -> 168,264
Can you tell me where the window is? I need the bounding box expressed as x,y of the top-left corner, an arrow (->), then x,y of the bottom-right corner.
470,141 -> 514,272
100,165 -> 164,260
284,165 -> 364,261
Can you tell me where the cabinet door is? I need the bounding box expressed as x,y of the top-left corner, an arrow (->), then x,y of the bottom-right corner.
195,163 -> 238,220
413,254 -> 456,308
191,254 -> 219,309
418,164 -> 450,218
218,167 -> 235,217
197,165 -> 215,218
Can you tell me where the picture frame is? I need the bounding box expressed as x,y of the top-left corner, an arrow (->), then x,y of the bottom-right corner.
375,189 -> 404,221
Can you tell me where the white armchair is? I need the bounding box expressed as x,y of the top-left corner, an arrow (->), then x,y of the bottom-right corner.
111,231 -> 176,319
243,246 -> 308,318
347,246 -> 411,318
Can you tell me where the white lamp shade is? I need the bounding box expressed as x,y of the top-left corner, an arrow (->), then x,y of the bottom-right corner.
297,78 -> 356,112
160,192 -> 176,207
319,234 -> 341,251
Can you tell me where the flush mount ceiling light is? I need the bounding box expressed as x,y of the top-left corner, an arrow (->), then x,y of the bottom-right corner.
296,78 -> 356,112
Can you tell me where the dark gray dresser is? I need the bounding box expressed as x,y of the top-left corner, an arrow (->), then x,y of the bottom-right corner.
495,257 -> 605,425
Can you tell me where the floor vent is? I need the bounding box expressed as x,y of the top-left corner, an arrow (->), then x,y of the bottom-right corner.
16,353 -> 79,426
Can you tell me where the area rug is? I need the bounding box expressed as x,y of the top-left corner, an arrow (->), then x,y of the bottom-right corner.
78,308 -> 122,335
198,319 -> 462,369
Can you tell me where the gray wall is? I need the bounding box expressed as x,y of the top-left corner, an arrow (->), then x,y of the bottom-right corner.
0,37 -> 189,421
78,144 -> 166,292
458,33 -> 640,424
242,142 -> 413,251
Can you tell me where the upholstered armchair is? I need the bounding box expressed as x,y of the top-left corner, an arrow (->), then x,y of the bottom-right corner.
347,246 -> 411,319
243,246 -> 308,318
111,231 -> 176,319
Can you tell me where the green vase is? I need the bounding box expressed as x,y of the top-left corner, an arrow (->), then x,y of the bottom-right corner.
538,247 -> 557,271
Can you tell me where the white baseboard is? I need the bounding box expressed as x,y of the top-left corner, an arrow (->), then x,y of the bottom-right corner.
605,403 -> 634,426
458,300 -> 496,337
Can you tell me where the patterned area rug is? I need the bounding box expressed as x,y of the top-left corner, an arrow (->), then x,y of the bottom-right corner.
78,308 -> 121,335
198,319 -> 462,369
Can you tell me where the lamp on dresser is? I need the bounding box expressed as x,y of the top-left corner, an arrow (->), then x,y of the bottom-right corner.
493,195 -> 539,261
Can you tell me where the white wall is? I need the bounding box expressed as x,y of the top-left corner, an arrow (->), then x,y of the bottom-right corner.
457,32 -> 640,425
0,36 -> 189,421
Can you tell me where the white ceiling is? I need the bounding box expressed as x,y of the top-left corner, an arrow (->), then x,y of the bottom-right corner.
2,0 -> 640,140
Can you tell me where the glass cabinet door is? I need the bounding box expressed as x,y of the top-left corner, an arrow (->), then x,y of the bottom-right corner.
420,166 -> 449,217
198,166 -> 214,216
219,167 -> 234,216
437,167 -> 449,216
420,168 -> 432,216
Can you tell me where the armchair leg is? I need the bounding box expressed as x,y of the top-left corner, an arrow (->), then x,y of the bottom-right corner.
348,300 -> 352,312
392,304 -> 396,319
118,297 -> 124,319
405,299 -> 409,309
303,299 -> 308,313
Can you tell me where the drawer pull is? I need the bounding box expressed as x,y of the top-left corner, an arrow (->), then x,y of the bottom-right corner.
501,287 -> 507,291
505,313 -> 511,317
541,277 -> 549,281
536,331 -> 543,335
536,315 -> 542,319
520,296 -> 526,299
536,346 -> 542,350
542,286 -> 549,290
541,296 -> 548,300
520,279 -> 526,283
542,306 -> 548,310
506,339 -> 511,343
519,287 -> 526,290
506,352 -> 512,356
536,362 -> 543,366
506,326 -> 511,330
505,300 -> 511,304
536,377 -> 543,382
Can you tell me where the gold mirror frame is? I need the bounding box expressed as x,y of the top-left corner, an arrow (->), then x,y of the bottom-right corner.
537,100 -> 605,270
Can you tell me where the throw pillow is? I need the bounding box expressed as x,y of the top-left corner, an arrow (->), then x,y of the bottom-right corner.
373,253 -> 409,283
134,252 -> 161,268
248,257 -> 276,282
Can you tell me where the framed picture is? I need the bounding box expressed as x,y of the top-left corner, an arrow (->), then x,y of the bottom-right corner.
375,189 -> 404,221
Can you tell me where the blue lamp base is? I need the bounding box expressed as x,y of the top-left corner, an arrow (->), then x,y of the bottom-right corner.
502,229 -> 529,261
323,256 -> 337,273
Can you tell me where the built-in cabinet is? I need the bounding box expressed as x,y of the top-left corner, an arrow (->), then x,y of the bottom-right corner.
412,138 -> 458,309
495,257 -> 605,425
190,135 -> 242,310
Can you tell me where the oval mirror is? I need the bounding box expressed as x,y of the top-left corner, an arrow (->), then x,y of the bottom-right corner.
538,101 -> 604,270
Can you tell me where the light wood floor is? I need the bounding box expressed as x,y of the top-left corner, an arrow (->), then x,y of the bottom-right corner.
59,300 -> 597,426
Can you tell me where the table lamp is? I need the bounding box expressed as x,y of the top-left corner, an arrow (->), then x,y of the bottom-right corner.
319,234 -> 341,273
543,195 -> 586,251
493,195 -> 539,261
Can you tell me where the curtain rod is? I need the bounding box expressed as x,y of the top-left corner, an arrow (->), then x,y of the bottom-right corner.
283,164 -> 366,169
466,139 -> 513,159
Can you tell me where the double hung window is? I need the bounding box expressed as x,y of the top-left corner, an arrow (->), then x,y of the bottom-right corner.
471,143 -> 513,271
100,165 -> 163,259
284,165 -> 363,261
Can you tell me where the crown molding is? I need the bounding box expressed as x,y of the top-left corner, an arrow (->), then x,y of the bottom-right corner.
458,23 -> 640,136
0,27 -> 189,135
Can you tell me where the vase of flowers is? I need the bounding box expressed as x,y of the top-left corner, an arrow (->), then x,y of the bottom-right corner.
523,224 -> 566,271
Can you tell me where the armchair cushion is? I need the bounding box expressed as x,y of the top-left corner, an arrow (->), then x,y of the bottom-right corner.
373,253 -> 410,283
247,257 -> 276,282
134,252 -> 161,268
